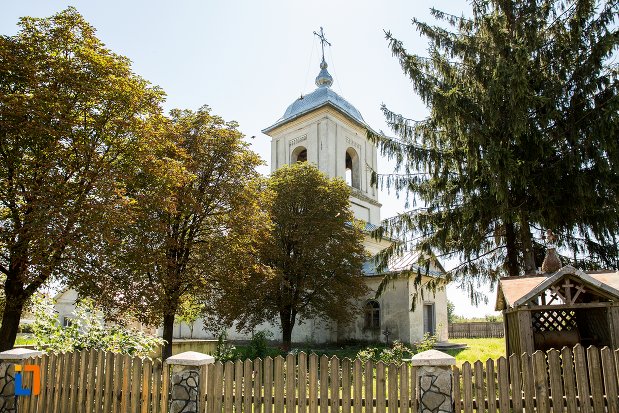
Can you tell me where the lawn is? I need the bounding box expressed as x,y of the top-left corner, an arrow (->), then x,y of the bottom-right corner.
443,337 -> 506,365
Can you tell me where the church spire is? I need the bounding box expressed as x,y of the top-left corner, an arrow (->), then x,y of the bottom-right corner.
313,27 -> 333,88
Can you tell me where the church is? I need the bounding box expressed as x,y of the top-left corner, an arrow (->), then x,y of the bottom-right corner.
55,34 -> 449,346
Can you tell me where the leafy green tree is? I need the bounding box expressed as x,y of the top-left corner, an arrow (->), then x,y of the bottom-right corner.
208,163 -> 368,350
372,0 -> 618,300
175,294 -> 205,339
0,8 -> 165,350
73,107 -> 268,360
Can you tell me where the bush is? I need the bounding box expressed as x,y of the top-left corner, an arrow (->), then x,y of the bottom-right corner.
356,340 -> 414,364
31,294 -> 163,356
214,330 -> 237,362
412,333 -> 438,353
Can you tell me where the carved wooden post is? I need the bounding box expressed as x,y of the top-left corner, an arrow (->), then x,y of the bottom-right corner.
0,348 -> 42,413
411,349 -> 456,413
166,351 -> 214,413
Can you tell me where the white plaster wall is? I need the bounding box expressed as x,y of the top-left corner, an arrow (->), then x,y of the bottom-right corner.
407,280 -> 449,342
265,107 -> 381,224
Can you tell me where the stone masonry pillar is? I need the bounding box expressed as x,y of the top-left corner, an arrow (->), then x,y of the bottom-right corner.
0,348 -> 42,413
166,351 -> 214,413
411,349 -> 456,413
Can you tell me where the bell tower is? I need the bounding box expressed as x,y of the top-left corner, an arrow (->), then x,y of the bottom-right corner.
262,29 -> 381,224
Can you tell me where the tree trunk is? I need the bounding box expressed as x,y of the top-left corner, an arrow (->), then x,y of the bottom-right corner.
0,299 -> 25,352
505,222 -> 519,276
279,310 -> 296,351
161,313 -> 175,360
519,215 -> 537,275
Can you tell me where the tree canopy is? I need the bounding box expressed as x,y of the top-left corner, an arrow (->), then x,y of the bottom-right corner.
371,0 -> 619,302
0,7 -> 165,350
72,106 -> 267,359
207,163 -> 368,350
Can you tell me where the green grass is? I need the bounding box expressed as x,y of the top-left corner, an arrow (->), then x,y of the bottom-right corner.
444,337 -> 506,365
14,335 -> 36,345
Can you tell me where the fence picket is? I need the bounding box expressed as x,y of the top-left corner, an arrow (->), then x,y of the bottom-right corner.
574,344 -> 592,413
45,353 -> 58,413
152,359 -> 162,413
160,361 -> 169,413
485,359 -> 496,413
254,358 -> 263,412
330,356 -> 340,412
586,346 -> 605,413
399,363 -> 409,413
520,353 -> 534,413
35,353 -> 48,413
376,361 -> 386,413
244,359 -> 253,413
474,361 -> 485,413
342,358 -> 351,413
509,354 -> 523,413
85,350 -> 97,412
309,354 -> 318,413
140,359 -> 152,413
453,366 -> 461,413
111,352 -> 124,413
264,357 -> 273,413
130,357 -> 142,413
561,347 -> 578,413
353,359 -> 363,413
287,354 -> 296,412
52,352 -> 67,413
547,349 -> 564,413
532,351 -> 549,413
298,353 -> 308,413
120,354 -> 132,413
223,361 -> 234,412
319,355 -> 329,413
365,360 -> 373,413
95,351 -> 105,413
103,351 -> 114,413
274,356 -> 285,413
462,362 -> 474,413
496,357 -> 510,413
389,363 -> 399,413
601,347 -> 618,413
213,361 -> 223,413
206,362 -> 215,413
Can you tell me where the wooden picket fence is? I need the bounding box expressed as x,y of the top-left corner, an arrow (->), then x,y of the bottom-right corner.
449,322 -> 505,338
9,344 -> 619,412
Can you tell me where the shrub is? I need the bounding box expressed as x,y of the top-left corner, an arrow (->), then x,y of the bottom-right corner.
31,294 -> 163,356
214,329 -> 237,362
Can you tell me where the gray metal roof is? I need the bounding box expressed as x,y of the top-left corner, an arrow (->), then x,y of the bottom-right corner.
262,60 -> 369,134
363,251 -> 445,278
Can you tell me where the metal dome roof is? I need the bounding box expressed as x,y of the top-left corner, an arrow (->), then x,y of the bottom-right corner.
262,60 -> 368,134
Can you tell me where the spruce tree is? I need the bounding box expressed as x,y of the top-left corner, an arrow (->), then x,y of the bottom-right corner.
372,0 -> 618,299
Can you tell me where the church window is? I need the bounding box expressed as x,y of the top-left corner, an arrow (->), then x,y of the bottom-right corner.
345,148 -> 360,189
291,146 -> 307,163
364,300 -> 380,329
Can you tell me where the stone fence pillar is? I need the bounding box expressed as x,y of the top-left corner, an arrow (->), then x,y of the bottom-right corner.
0,348 -> 43,413
166,351 -> 214,413
411,349 -> 456,413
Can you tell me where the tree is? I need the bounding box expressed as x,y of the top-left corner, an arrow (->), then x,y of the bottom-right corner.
175,294 -> 205,339
372,0 -> 618,300
208,163 -> 368,350
73,107 -> 267,360
0,8 -> 165,350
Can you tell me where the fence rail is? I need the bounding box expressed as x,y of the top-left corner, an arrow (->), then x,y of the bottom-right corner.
449,321 -> 505,338
5,344 -> 619,412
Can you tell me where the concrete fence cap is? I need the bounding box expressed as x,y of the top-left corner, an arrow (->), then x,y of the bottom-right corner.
0,348 -> 42,360
410,349 -> 456,367
165,351 -> 215,366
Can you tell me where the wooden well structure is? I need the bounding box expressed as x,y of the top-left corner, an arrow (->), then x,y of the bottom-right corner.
496,265 -> 619,356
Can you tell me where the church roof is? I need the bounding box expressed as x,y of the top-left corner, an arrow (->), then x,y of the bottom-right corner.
262,59 -> 369,134
363,251 -> 445,278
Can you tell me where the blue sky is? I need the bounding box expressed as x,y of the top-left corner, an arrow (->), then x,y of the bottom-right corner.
1,0 -> 499,317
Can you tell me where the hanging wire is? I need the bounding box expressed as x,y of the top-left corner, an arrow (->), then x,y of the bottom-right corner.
303,36 -> 318,93
327,45 -> 344,96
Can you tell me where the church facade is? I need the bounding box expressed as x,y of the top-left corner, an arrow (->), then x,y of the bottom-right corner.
54,50 -> 449,346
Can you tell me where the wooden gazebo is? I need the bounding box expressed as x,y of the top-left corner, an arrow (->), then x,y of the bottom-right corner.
496,265 -> 619,356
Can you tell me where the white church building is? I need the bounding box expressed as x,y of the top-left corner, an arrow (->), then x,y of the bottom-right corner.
55,44 -> 449,346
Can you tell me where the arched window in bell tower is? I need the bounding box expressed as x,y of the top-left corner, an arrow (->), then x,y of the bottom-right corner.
345,148 -> 360,189
291,146 -> 307,163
